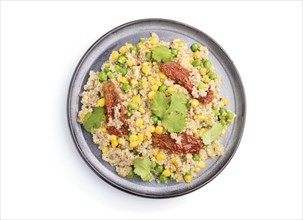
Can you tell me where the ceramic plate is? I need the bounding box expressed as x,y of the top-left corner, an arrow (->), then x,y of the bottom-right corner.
67,19 -> 246,198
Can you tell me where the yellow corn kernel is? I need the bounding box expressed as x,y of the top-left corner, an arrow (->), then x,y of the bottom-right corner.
153,63 -> 158,70
136,118 -> 143,127
97,98 -> 105,107
155,80 -> 162,86
138,107 -> 145,114
118,138 -> 124,145
191,99 -> 200,108
138,133 -> 144,142
150,36 -> 157,45
194,51 -> 200,58
162,170 -> 171,177
156,152 -> 165,161
221,128 -> 227,136
80,113 -> 86,119
150,125 -> 156,133
142,65 -> 150,74
142,80 -> 148,89
194,167 -> 201,173
167,86 -> 174,94
184,175 -> 192,183
132,95 -> 141,103
170,157 -> 177,164
126,43 -> 133,47
129,134 -> 138,142
198,161 -> 206,169
155,126 -> 164,134
111,140 -> 119,147
117,77 -> 127,83
158,72 -> 166,79
173,38 -> 181,44
147,76 -> 154,83
203,76 -> 211,84
137,43 -> 146,50
148,91 -> 155,99
151,85 -> 159,91
129,141 -> 139,148
127,60 -> 133,67
102,147 -> 109,154
176,175 -> 183,182
194,114 -> 203,121
198,128 -> 206,136
101,127 -> 107,132
221,97 -> 228,106
189,57 -> 194,64
199,68 -> 207,76
129,78 -> 137,86
171,166 -> 177,172
109,135 -> 117,141
178,41 -> 184,47
119,46 -> 126,55
153,150 -> 159,157
111,50 -> 119,60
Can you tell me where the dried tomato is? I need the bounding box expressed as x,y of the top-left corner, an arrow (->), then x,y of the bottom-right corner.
198,88 -> 214,104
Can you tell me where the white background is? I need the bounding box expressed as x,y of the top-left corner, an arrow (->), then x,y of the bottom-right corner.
1,1 -> 302,219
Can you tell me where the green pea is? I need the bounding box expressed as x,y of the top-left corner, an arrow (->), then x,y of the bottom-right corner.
118,56 -> 127,64
122,83 -> 131,92
108,72 -> 116,79
159,175 -> 167,183
198,82 -> 206,89
171,48 -> 179,56
193,59 -> 202,67
151,115 -> 159,125
219,119 -> 227,126
154,165 -> 163,174
191,43 -> 200,52
226,112 -> 234,120
203,60 -> 212,69
127,131 -> 132,137
98,71 -> 107,81
151,162 -> 157,169
209,73 -> 217,80
120,67 -> 127,76
127,170 -> 134,178
219,107 -> 227,115
114,64 -> 121,71
145,52 -> 152,59
185,171 -> 191,176
158,85 -> 167,92
137,80 -> 142,88
104,67 -> 110,73
130,46 -> 138,53
126,111 -> 132,118
192,154 -> 200,161
139,38 -> 145,43
128,102 -> 137,110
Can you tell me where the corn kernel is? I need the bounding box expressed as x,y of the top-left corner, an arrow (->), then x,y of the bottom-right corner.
150,125 -> 156,133
158,72 -> 166,79
198,128 -> 206,136
162,170 -> 171,177
173,38 -> 181,44
111,50 -> 119,60
194,51 -> 200,58
178,41 -> 184,47
101,127 -> 107,132
148,91 -> 155,99
126,43 -> 133,47
117,77 -> 127,83
137,43 -> 146,50
136,118 -> 143,127
176,175 -> 183,182
129,134 -> 138,142
129,141 -> 139,148
142,80 -> 148,89
221,97 -> 228,106
199,161 -> 206,168
97,98 -> 105,107
194,167 -> 201,173
191,99 -> 200,108
119,46 -> 126,55
152,64 -> 158,70
200,68 -> 207,76
171,166 -> 177,172
150,36 -> 157,45
153,150 -> 158,157
194,114 -> 203,121
127,60 -> 133,67
118,138 -> 124,145
155,126 -> 164,134
138,133 -> 144,142
132,95 -> 141,103
189,57 -> 194,64
109,135 -> 117,141
203,76 -> 211,83
155,80 -> 162,86
111,140 -> 119,147
80,113 -> 86,119
156,152 -> 165,161
184,175 -> 192,183
102,147 -> 109,154
147,76 -> 154,83
130,78 -> 137,86
138,107 -> 145,114
142,65 -> 150,74
221,128 -> 227,136
167,86 -> 174,94
151,85 -> 159,91
170,157 -> 177,164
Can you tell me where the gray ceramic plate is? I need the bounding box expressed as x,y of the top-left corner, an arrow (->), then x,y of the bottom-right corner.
67,19 -> 246,198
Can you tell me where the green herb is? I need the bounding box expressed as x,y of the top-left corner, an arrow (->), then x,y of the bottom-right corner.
152,46 -> 172,62
83,107 -> 105,132
202,122 -> 224,145
133,157 -> 154,182
127,170 -> 134,178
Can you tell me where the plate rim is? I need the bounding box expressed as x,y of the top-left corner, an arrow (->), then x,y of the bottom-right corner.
67,18 -> 246,198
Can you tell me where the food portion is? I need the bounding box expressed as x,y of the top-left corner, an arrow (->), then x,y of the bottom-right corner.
78,33 -> 235,183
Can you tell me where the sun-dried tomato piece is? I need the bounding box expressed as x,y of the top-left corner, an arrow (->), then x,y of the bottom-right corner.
152,133 -> 202,154
103,81 -> 128,136
160,61 -> 214,104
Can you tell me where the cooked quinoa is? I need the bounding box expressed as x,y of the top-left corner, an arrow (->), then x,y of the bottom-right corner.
77,33 -> 235,183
